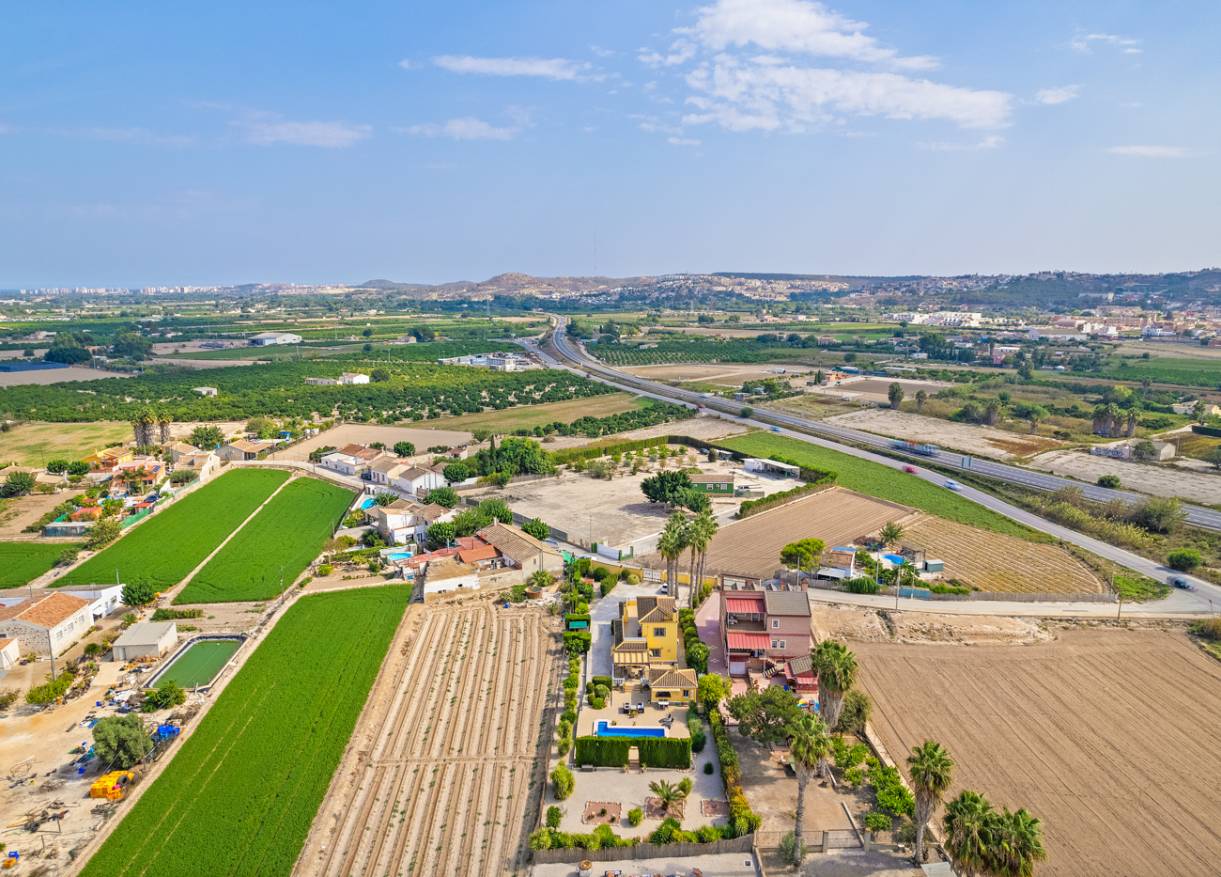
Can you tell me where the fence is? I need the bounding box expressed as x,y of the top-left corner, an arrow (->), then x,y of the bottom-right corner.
531,832 -> 756,865
755,829 -> 861,854
812,580 -> 1117,604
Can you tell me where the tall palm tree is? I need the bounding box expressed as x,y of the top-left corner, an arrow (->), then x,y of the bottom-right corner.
657,511 -> 687,596
989,808 -> 1046,877
687,509 -> 719,609
878,521 -> 904,550
943,790 -> 994,877
810,639 -> 858,731
786,713 -> 832,865
908,740 -> 954,865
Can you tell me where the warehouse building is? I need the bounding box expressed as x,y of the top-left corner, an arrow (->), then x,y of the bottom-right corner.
111,621 -> 178,662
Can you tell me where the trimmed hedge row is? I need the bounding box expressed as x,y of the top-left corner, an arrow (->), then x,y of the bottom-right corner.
552,436 -> 668,466
573,735 -> 692,769
708,708 -> 762,836
736,481 -> 828,519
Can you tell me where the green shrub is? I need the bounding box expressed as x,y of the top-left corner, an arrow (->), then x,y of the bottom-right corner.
563,630 -> 591,657
546,805 -> 562,829
703,762 -> 714,775
636,736 -> 692,769
574,736 -> 632,767
844,577 -> 880,595
864,811 -> 893,833
688,716 -> 706,753
590,675 -> 612,689
1167,548 -> 1202,572
871,765 -> 915,817
551,763 -> 574,800
627,807 -> 643,827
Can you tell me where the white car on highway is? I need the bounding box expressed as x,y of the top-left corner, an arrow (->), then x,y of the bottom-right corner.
944,479 -> 962,491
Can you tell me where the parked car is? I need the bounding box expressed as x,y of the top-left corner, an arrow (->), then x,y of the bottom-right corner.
944,480 -> 961,491
903,465 -> 918,474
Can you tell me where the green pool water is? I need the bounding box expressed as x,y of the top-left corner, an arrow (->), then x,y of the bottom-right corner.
154,639 -> 242,689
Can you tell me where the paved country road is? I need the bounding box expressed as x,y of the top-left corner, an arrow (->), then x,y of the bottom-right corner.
531,318 -> 1221,618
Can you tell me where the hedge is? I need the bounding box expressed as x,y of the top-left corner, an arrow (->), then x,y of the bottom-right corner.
637,737 -> 692,769
575,736 -> 633,767
736,482 -> 827,519
552,436 -> 668,466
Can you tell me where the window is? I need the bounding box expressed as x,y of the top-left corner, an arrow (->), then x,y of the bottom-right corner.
771,639 -> 778,649
653,627 -> 666,637
771,619 -> 780,629
650,649 -> 661,658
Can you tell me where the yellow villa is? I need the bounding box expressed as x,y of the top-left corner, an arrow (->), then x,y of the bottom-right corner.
611,595 -> 679,682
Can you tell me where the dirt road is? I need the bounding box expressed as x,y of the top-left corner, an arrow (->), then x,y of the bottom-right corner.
295,601 -> 559,877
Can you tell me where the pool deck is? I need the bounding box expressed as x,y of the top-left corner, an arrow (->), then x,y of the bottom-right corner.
577,690 -> 688,738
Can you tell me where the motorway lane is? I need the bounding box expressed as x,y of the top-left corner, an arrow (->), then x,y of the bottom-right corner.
535,320 -> 1221,616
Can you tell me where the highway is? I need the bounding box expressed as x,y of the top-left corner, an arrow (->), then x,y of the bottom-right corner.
530,317 -> 1221,617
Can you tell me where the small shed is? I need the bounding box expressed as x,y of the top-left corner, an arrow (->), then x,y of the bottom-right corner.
112,622 -> 178,662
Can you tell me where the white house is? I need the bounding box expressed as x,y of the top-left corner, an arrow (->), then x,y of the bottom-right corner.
366,499 -> 454,545
0,592 -> 93,657
389,465 -> 446,497
340,372 -> 370,385
111,622 -> 178,662
366,456 -> 409,486
249,331 -> 302,346
321,443 -> 382,477
422,557 -> 480,595
192,386 -> 218,397
0,637 -> 20,670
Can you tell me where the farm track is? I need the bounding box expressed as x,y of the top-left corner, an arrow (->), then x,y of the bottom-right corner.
296,602 -> 559,877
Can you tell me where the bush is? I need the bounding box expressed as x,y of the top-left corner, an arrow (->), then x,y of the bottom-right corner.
551,763 -> 574,800
546,805 -> 562,829
1097,474 -> 1122,488
836,689 -> 872,735
122,580 -> 157,606
864,810 -> 893,833
151,607 -> 204,621
844,577 -> 881,595
627,807 -> 643,827
688,716 -> 706,753
1190,618 -> 1221,641
636,736 -> 692,769
599,577 -> 618,597
574,736 -> 632,767
779,831 -> 805,865
142,680 -> 186,712
563,631 -> 591,657
703,761 -> 714,774
590,675 -> 612,689
26,670 -> 75,705
1167,548 -> 1203,572
86,517 -> 122,549
316,563 -> 333,576
871,765 -> 915,818
0,689 -> 19,711
686,641 -> 709,674
93,714 -> 153,768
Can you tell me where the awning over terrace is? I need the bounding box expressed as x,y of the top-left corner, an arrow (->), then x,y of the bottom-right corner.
726,631 -> 772,651
725,595 -> 766,613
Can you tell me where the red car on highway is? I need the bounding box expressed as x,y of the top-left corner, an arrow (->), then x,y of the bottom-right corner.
903,465 -> 918,474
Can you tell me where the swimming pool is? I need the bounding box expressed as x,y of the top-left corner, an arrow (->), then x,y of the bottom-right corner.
358,497 -> 376,510
882,553 -> 907,566
594,721 -> 665,738
384,551 -> 412,561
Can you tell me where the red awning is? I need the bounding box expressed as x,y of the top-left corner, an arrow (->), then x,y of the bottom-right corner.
725,595 -> 765,614
726,631 -> 772,650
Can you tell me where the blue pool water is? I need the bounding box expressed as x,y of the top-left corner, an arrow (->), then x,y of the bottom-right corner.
594,721 -> 665,738
358,497 -> 376,510
882,553 -> 906,566
385,551 -> 412,561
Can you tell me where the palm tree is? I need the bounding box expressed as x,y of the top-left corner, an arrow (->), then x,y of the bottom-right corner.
878,521 -> 904,550
810,639 -> 857,731
657,511 -> 688,597
989,808 -> 1046,877
648,778 -> 691,816
786,713 -> 832,865
908,740 -> 954,865
687,509 -> 719,609
943,790 -> 994,877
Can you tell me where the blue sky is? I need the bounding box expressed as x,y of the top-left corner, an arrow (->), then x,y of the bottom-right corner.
3,0 -> 1219,286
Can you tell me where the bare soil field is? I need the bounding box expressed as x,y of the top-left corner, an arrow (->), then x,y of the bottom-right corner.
809,377 -> 948,406
901,515 -> 1103,594
538,415 -> 748,452
855,629 -> 1221,877
0,490 -> 86,538
271,423 -> 473,461
811,605 -> 1051,646
622,362 -> 811,386
699,487 -> 914,578
0,421 -> 131,467
296,602 -> 559,877
825,408 -> 1063,460
497,457 -> 793,549
1029,448 -> 1221,505
423,393 -> 642,433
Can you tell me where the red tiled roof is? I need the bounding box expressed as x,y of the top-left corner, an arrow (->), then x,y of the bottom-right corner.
726,631 -> 771,650
458,543 -> 499,564
725,594 -> 765,613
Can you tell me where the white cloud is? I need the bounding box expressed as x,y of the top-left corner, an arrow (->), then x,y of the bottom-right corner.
918,134 -> 1004,151
1035,84 -> 1080,105
1071,33 -> 1142,55
1107,145 -> 1191,159
639,39 -> 697,68
432,55 -> 590,80
690,0 -> 939,70
399,116 -> 520,141
397,59 -> 419,70
589,44 -> 616,59
682,57 -> 1011,132
667,136 -> 702,146
56,126 -> 196,146
235,117 -> 371,148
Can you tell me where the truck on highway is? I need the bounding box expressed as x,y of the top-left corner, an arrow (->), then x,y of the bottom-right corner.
893,439 -> 939,457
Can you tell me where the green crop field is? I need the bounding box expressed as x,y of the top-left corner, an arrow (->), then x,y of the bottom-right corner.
58,469 -> 290,589
1098,356 -> 1221,388
175,476 -> 353,604
719,432 -> 1041,541
80,586 -> 410,877
0,541 -> 78,589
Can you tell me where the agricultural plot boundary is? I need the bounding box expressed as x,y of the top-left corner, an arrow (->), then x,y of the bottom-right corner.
58,469 -> 290,589
0,541 -> 76,589
175,476 -> 353,604
79,586 -> 411,877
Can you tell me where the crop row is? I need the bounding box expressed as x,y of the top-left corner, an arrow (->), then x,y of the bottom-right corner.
58,469 -> 290,589
80,586 -> 411,877
175,476 -> 353,604
0,541 -> 75,589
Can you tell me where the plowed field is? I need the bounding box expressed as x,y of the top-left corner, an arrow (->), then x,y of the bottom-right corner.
902,516 -> 1104,594
698,487 -> 914,578
296,603 -> 559,877
855,630 -> 1221,877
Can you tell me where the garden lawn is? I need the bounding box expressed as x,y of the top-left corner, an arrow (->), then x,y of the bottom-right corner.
0,541 -> 77,589
80,586 -> 410,877
175,476 -> 353,603
58,469 -> 289,589
719,431 -> 1040,540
